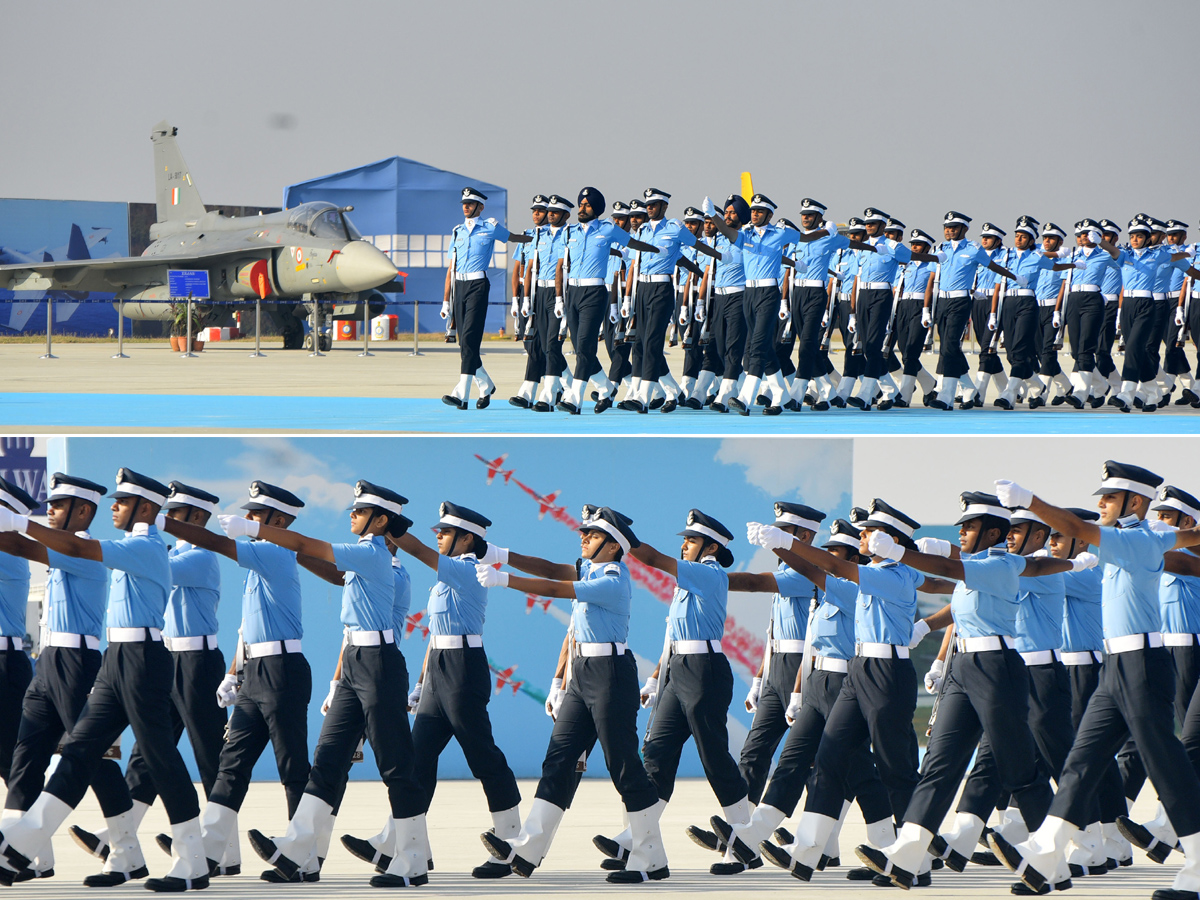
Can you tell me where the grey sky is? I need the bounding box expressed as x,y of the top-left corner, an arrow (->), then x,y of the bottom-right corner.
4,0 -> 1198,237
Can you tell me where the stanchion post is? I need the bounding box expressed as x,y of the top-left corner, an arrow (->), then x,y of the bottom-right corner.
250,299 -> 264,357
409,296 -> 423,356
40,297 -> 56,359
112,301 -> 128,358
358,297 -> 373,357
309,301 -> 323,357
181,292 -> 197,358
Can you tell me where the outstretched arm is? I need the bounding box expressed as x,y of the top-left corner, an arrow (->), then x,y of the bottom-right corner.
895,548 -> 965,581
397,533 -> 439,570
630,541 -> 677,577
728,571 -> 782,593
252,524 -> 333,563
1020,556 -> 1076,576
163,517 -> 238,561
297,553 -> 345,586
507,550 -> 576,581
1167,551 -> 1200,577
924,603 -> 954,631
0,532 -> 48,566
23,521 -> 102,561
773,539 -> 858,584
503,574 -> 576,599
628,238 -> 659,254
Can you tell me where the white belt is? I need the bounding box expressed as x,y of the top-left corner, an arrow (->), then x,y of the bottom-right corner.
1162,633 -> 1200,647
637,274 -> 672,283
1014,289 -> 1035,297
1060,650 -> 1104,665
1127,290 -> 1154,299
1038,297 -> 1059,307
855,642 -> 909,659
714,285 -> 743,295
771,639 -> 806,653
431,634 -> 483,649
455,271 -> 486,281
746,279 -> 778,288
1192,291 -> 1200,300
1154,293 -> 1166,301
47,632 -> 100,650
939,290 -> 970,299
793,279 -> 826,288
1103,293 -> 1118,302
568,278 -> 604,287
1019,650 -> 1057,666
165,634 -> 219,652
956,635 -> 1015,653
974,291 -> 991,300
246,638 -> 302,658
1103,632 -> 1163,654
1072,284 -> 1100,292
902,292 -> 925,300
671,639 -> 723,654
814,656 -> 849,673
536,279 -> 556,288
0,636 -> 23,651
578,641 -> 628,657
861,281 -> 893,290
346,629 -> 395,646
107,627 -> 163,643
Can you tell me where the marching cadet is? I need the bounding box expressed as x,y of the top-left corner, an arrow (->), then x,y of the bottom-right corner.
615,200 -> 652,406
1096,219 -> 1125,397
700,194 -> 750,413
0,479 -> 34,789
1162,221 -> 1193,400
1174,226 -> 1200,407
675,207 -> 708,405
970,223 -> 1010,408
593,510 -> 751,860
442,187 -> 531,410
854,492 -> 1087,890
682,210 -> 724,409
0,469 -> 210,893
162,481 -> 311,880
828,219 -> 866,407
396,503 -> 523,881
71,482 -> 236,877
474,506 -> 669,883
741,500 -> 937,883
1029,221 -> 1073,408
556,187 -> 658,415
241,482 -> 428,888
602,201 -> 635,393
701,514 -> 901,879
988,463 -> 1200,899
891,229 -> 938,408
508,195 -> 549,409
530,194 -> 574,412
1058,219 -> 1118,408
928,212 -> 1028,410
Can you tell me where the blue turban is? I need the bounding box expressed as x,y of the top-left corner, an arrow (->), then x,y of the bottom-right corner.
578,187 -> 605,215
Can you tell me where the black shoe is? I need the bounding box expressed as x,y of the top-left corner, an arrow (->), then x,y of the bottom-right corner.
763,405 -> 783,416
471,860 -> 512,878
0,839 -> 30,873
829,396 -> 847,409
661,399 -> 677,413
818,854 -> 840,870
555,400 -> 580,415
369,872 -> 430,887
156,833 -> 173,855
846,395 -> 866,409
475,394 -> 491,410
212,864 -> 240,877
1028,395 -> 1046,409
972,850 -> 1002,866
922,392 -> 936,407
1068,863 -> 1108,877
606,866 -> 669,883
441,395 -> 467,410
711,402 -> 728,413
144,873 -> 211,892
773,827 -> 794,847
1116,815 -> 1173,864
1143,402 -> 1158,413
872,871 -> 932,888
892,397 -> 908,409
878,399 -> 895,411
685,825 -> 723,853
1176,389 -> 1200,406
648,396 -> 665,410
11,868 -> 52,882
855,845 -> 912,889
1011,883 -> 1050,895
1051,393 -> 1067,406
247,828 -> 299,879
594,398 -> 613,414
1151,891 -> 1200,900
987,832 -> 1047,894
600,858 -> 626,871
709,817 -> 757,866
591,390 -> 600,401
83,866 -> 150,887
592,834 -> 629,861
760,839 -> 812,881
532,400 -> 552,412
1134,396 -> 1145,409
710,858 -> 762,875
728,398 -> 750,416
616,399 -> 643,413
756,394 -> 770,406
508,396 -> 531,409
813,399 -> 830,411
69,824 -> 110,860
343,834 -> 392,870
847,866 -> 878,880
1088,395 -> 1106,408
260,868 -> 320,883
929,399 -> 952,410
784,399 -> 802,412
994,397 -> 1013,410
683,397 -> 703,410
929,835 -> 969,872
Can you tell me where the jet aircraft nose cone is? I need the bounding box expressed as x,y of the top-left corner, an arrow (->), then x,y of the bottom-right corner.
334,241 -> 398,292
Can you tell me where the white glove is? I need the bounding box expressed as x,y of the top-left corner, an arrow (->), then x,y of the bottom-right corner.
909,618 -> 932,648
0,509 -> 28,534
609,303 -> 619,324
755,524 -> 793,551
745,676 -> 763,713
1052,310 -> 1062,329
521,296 -> 531,317
794,258 -> 808,274
321,679 -> 339,715
155,513 -> 166,530
847,313 -> 857,334
218,515 -> 259,539
1072,258 -> 1087,270
994,479 -> 1034,510
778,301 -> 789,321
987,313 -> 998,331
216,673 -> 239,708
916,537 -> 952,558
621,298 -> 631,318
440,299 -> 451,319
745,522 -> 762,547
784,691 -> 803,726
679,306 -> 690,327
1088,229 -> 1102,245
475,563 -> 508,588
874,239 -> 893,258
1015,274 -> 1029,288
821,310 -> 830,327
545,677 -> 564,718
1071,552 -> 1099,572
867,530 -> 905,561
510,298 -> 519,318
701,196 -> 716,217
554,296 -> 564,318
936,250 -> 948,264
1177,307 -> 1186,327
924,659 -> 945,695
640,677 -> 658,709
407,681 -> 423,712
921,307 -> 932,328
695,303 -> 705,323
479,544 -> 509,566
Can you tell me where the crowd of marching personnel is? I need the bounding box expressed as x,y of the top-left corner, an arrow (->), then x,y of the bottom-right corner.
0,460 -> 1196,898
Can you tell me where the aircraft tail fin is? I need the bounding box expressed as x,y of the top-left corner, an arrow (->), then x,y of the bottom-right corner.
66,224 -> 90,260
151,120 -> 206,223
42,251 -> 53,262
740,172 -> 754,202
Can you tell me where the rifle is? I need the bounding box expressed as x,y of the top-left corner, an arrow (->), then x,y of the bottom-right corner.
445,243 -> 458,343
698,249 -> 715,346
623,246 -> 641,345
558,240 -> 570,342
521,229 -> 539,341
925,624 -> 956,738
986,249 -> 1009,356
1055,248 -> 1074,351
881,265 -> 905,358
924,264 -> 940,352
820,257 -> 843,352
1177,277 -> 1192,348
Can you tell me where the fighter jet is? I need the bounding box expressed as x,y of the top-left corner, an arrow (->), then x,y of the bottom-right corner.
0,121 -> 401,348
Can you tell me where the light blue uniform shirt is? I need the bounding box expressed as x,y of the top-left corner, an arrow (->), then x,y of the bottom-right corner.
796,232 -> 850,286
951,545 -> 1027,639
1160,568 -> 1200,635
1096,521 -> 1178,639
635,218 -> 696,277
98,525 -> 171,630
667,558 -> 727,642
1062,568 -> 1104,654
736,223 -> 804,282
857,237 -> 912,284
46,540 -> 108,638
1118,245 -> 1186,293
606,245 -> 627,288
446,217 -> 510,274
1071,245 -> 1116,289
903,260 -> 935,295
571,558 -> 632,644
235,539 -> 303,644
392,558 -> 412,633
855,561 -> 923,646
165,542 -> 221,639
937,240 -> 993,292
772,561 -> 820,642
1038,254 -> 1069,300
1167,251 -> 1189,294
811,575 -> 858,660
428,553 -> 488,636
975,247 -> 1005,294
561,219 -> 632,281
1014,569 -> 1066,653
332,534 -> 394,633
0,551 -> 29,638
1100,250 -> 1123,297
512,228 -> 535,267
835,249 -> 859,295
1007,248 -> 1058,289
526,226 -> 567,282
679,244 -> 700,285
712,233 -> 745,289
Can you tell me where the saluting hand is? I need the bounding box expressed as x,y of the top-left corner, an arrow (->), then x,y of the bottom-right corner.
475,562 -> 508,588
218,515 -> 258,539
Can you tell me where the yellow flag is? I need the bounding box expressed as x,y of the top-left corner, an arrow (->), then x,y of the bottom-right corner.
740,172 -> 754,202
